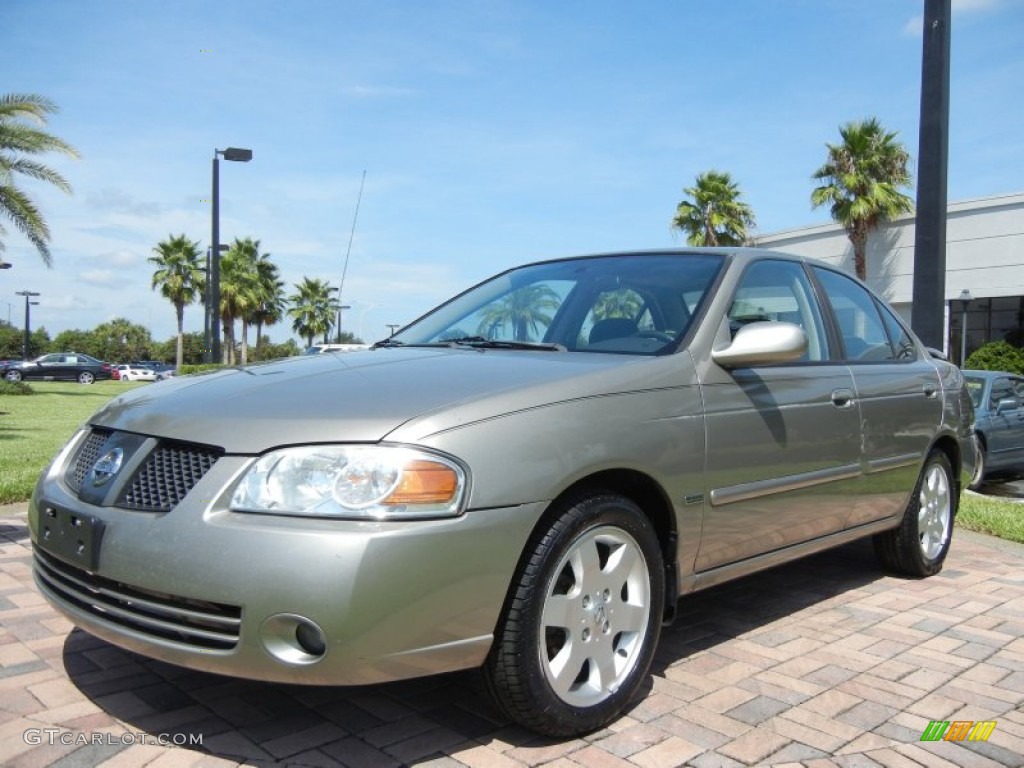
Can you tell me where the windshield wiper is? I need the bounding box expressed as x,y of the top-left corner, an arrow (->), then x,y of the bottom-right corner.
445,336 -> 566,352
372,338 -> 405,348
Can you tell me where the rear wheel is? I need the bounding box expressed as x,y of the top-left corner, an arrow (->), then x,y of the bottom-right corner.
485,492 -> 664,736
874,450 -> 955,577
968,435 -> 986,491
77,371 -> 95,385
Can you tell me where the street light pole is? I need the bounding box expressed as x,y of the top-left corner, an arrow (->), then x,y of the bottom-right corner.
957,289 -> 972,367
386,324 -> 400,337
209,147 -> 253,363
15,290 -> 40,360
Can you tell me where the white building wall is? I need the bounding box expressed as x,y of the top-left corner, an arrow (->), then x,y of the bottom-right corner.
755,192 -> 1024,357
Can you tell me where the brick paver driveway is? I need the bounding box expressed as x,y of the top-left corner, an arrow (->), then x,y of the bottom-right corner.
1,505 -> 1022,768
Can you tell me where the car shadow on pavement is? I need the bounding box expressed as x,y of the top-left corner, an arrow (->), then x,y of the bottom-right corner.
55,537 -> 894,765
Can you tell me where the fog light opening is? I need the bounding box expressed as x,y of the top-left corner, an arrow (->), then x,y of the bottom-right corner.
259,614 -> 328,665
295,620 -> 327,656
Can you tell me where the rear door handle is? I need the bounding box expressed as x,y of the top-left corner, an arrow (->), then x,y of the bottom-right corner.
831,388 -> 855,409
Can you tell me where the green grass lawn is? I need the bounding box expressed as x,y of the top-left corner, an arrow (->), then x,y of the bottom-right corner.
0,380 -> 145,504
957,492 -> 1024,544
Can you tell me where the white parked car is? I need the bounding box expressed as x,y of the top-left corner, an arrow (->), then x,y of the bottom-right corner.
115,364 -> 157,382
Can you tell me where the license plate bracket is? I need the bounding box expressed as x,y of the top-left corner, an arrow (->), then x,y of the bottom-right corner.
38,506 -> 104,572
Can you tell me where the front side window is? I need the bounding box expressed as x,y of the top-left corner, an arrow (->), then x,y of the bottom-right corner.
728,260 -> 829,362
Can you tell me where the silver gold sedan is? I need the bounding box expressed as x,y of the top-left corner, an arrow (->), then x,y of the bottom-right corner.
30,249 -> 975,736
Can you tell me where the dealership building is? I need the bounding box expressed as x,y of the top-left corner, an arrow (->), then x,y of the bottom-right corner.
756,191 -> 1024,365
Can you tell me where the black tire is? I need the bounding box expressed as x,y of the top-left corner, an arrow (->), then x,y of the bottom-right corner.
874,450 -> 956,577
484,492 -> 664,736
968,435 -> 986,491
5,369 -> 23,382
78,371 -> 95,385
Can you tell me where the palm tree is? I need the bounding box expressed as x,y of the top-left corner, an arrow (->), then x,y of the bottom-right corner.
148,234 -> 204,371
477,284 -> 561,342
671,170 -> 755,247
219,238 -> 263,365
251,253 -> 285,361
0,93 -> 79,266
811,117 -> 914,280
288,277 -> 338,348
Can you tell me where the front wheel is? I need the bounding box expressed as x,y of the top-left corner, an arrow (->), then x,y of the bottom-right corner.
874,450 -> 956,577
5,369 -> 22,383
78,371 -> 95,385
484,492 -> 664,736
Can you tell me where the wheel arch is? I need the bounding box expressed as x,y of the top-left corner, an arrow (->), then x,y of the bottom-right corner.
930,433 -> 963,503
522,468 -> 679,624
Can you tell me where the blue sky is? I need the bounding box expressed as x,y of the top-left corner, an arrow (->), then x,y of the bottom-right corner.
3,0 -> 1022,345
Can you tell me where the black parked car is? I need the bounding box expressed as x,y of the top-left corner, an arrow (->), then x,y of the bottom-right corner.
3,352 -> 113,384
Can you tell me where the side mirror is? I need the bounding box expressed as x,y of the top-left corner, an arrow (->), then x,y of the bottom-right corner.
712,321 -> 808,368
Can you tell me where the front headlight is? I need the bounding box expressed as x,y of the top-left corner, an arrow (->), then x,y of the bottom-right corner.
230,445 -> 467,520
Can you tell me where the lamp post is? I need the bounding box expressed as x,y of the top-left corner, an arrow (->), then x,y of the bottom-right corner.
15,290 -> 40,360
385,324 -> 400,337
956,289 -> 972,367
334,304 -> 351,342
210,147 -> 253,363
203,244 -> 229,362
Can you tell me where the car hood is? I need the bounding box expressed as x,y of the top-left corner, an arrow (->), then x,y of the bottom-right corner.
89,348 -> 680,453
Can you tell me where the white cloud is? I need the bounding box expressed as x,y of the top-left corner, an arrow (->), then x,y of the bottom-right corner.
79,269 -> 122,287
86,187 -> 163,217
344,85 -> 416,97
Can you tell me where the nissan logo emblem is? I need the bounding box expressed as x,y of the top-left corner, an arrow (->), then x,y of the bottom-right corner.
91,447 -> 124,487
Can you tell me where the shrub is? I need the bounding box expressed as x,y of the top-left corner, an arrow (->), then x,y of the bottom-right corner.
964,341 -> 1024,375
178,363 -> 227,376
0,380 -> 35,396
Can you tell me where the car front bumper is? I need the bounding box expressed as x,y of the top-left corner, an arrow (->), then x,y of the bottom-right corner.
29,444 -> 545,686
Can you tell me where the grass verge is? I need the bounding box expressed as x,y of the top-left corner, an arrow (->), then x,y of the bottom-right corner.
957,492 -> 1024,544
0,380 -> 144,504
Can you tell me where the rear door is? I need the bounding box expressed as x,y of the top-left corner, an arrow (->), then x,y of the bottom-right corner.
811,267 -> 943,527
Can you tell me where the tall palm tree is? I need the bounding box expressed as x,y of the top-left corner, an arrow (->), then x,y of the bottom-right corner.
251,252 -> 285,361
219,237 -> 262,365
477,284 -> 561,342
288,277 -> 338,348
148,234 -> 204,371
0,93 -> 79,266
671,170 -> 755,247
811,117 -> 914,280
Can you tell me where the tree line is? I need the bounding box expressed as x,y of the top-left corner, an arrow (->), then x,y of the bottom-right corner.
0,316 -> 301,364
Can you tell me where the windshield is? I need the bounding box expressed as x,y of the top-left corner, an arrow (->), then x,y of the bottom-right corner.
964,376 -> 984,409
390,253 -> 724,355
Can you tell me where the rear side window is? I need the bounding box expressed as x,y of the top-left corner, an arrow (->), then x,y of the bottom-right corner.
814,268 -> 899,362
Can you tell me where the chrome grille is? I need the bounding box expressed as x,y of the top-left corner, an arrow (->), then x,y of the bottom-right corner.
68,429 -> 113,492
118,442 -> 222,512
33,547 -> 241,650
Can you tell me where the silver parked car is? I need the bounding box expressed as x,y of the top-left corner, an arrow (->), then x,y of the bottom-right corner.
30,249 -> 975,736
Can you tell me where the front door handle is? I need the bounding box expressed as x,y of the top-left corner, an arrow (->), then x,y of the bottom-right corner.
923,385 -> 938,399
